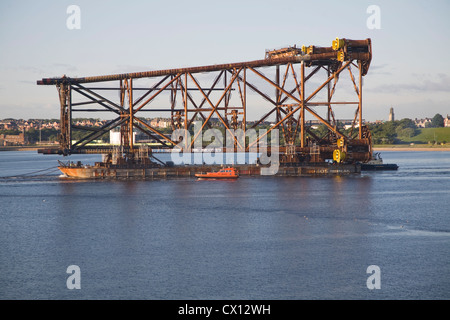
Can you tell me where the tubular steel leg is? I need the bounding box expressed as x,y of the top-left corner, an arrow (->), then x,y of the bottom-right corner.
359,61 -> 363,139
58,83 -> 71,153
300,61 -> 305,148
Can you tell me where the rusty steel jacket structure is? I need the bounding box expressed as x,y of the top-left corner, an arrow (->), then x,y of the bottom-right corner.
37,37 -> 373,164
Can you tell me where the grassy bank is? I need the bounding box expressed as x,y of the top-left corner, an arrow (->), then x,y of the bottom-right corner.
400,127 -> 450,144
373,145 -> 450,151
373,127 -> 450,150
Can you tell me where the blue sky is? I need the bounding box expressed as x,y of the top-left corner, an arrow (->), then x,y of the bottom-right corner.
0,0 -> 449,121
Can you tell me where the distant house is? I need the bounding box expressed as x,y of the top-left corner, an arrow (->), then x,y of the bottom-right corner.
414,118 -> 432,128
0,121 -> 17,130
444,115 -> 450,128
0,133 -> 25,146
150,118 -> 159,127
148,118 -> 170,128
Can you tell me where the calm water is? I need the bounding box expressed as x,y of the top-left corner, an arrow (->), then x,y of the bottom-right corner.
0,151 -> 449,300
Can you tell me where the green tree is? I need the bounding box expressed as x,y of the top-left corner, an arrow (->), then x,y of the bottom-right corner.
395,118 -> 418,138
25,128 -> 59,143
395,126 -> 415,139
367,121 -> 396,144
311,124 -> 329,138
0,129 -> 21,135
25,128 -> 38,143
431,114 -> 444,128
396,118 -> 417,130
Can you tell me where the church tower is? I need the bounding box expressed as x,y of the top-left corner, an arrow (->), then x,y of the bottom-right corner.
389,107 -> 395,122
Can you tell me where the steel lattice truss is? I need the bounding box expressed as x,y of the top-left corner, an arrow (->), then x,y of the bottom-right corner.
37,38 -> 373,164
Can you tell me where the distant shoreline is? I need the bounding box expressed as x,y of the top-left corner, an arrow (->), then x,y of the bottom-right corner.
373,146 -> 450,151
0,146 -> 42,151
1,145 -> 450,152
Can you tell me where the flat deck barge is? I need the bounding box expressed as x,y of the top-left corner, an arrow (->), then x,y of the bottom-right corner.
59,162 -> 360,179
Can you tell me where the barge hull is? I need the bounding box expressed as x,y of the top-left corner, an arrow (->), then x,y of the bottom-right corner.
59,163 -> 360,179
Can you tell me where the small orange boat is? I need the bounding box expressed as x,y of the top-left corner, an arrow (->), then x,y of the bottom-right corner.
195,167 -> 239,179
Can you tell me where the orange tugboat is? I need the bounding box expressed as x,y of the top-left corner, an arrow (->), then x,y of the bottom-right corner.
195,167 -> 239,179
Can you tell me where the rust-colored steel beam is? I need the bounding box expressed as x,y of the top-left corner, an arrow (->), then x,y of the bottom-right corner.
37,41 -> 371,85
133,75 -> 170,107
72,116 -> 127,149
187,70 -> 224,128
300,61 -> 305,148
188,69 -> 243,150
133,117 -> 178,147
358,60 -> 363,139
247,66 -> 346,141
134,74 -> 181,113
227,69 -> 278,106
37,56 -> 311,85
279,65 -> 320,105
